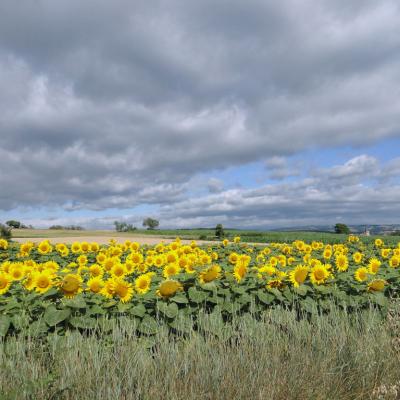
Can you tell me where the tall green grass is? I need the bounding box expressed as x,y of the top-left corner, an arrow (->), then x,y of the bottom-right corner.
1,305 -> 399,399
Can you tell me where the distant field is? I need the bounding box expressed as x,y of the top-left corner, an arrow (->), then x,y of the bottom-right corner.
11,228 -> 400,244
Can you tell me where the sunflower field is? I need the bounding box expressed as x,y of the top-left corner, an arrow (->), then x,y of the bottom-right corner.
0,235 -> 399,338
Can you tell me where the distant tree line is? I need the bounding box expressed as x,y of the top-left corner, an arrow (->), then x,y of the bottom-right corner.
114,218 -> 160,232
114,221 -> 137,232
49,225 -> 85,230
5,220 -> 32,229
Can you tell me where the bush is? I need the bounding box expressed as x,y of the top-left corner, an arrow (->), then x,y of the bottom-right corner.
0,223 -> 12,239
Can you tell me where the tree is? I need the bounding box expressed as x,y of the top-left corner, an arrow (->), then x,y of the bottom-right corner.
6,220 -> 22,229
114,221 -> 137,232
334,223 -> 350,234
142,218 -> 159,230
215,224 -> 225,239
0,223 -> 12,239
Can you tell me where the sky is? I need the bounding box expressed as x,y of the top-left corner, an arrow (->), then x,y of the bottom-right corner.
0,0 -> 400,230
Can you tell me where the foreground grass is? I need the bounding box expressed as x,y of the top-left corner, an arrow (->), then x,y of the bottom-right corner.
1,305 -> 400,400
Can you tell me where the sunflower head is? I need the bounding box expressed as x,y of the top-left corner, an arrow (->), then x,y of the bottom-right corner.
156,280 -> 183,298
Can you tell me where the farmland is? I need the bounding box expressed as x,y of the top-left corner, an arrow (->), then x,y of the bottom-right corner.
1,235 -> 400,398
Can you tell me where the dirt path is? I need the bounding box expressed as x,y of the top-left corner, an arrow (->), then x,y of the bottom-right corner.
12,235 -> 216,246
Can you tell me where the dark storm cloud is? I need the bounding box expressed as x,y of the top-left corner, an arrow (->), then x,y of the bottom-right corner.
0,0 -> 400,218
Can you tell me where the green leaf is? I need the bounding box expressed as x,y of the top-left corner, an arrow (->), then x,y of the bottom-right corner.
64,296 -> 86,309
69,316 -> 97,329
157,302 -> 179,319
171,294 -> 189,304
131,304 -> 146,318
188,287 -> 208,303
257,290 -> 274,305
44,307 -> 71,327
117,303 -> 132,313
89,305 -> 107,315
370,293 -> 388,307
0,315 -> 11,337
294,285 -> 309,296
138,316 -> 159,335
103,300 -> 118,308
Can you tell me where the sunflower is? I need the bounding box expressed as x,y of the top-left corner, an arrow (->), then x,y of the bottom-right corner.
199,264 -> 221,284
130,242 -> 140,252
101,278 -> 115,299
90,242 -> 100,252
233,263 -> 247,282
389,256 -> 400,268
374,238 -> 384,247
154,255 -> 165,268
134,274 -> 152,294
23,273 -> 36,291
335,254 -> 348,272
156,280 -> 183,298
229,253 -> 239,264
323,248 -> 332,259
9,264 -> 25,281
310,265 -> 330,285
111,263 -> 127,278
96,252 -> 107,264
289,265 -> 309,287
71,242 -> 81,254
352,252 -> 363,264
163,263 -> 181,278
368,279 -> 386,292
266,278 -> 285,290
89,264 -> 104,278
0,272 -> 11,295
368,258 -> 381,275
113,278 -> 134,303
381,248 -> 391,259
59,273 -> 83,298
354,267 -> 369,282
37,240 -> 52,255
34,271 -> 54,294
86,276 -> 105,294
0,239 -> 8,250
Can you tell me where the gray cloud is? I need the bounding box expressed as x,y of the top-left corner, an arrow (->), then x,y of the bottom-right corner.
0,1 -> 400,218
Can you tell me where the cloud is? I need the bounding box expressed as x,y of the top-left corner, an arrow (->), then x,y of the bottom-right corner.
156,155 -> 400,228
207,178 -> 224,194
0,0 -> 400,222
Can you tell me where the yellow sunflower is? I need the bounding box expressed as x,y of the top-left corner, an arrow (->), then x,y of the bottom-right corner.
134,274 -> 152,294
156,280 -> 183,298
310,265 -> 330,285
368,279 -> 386,292
0,272 -> 11,295
354,267 -> 368,282
113,278 -> 134,303
199,264 -> 221,284
86,276 -> 105,294
59,273 -> 83,298
289,265 -> 309,287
